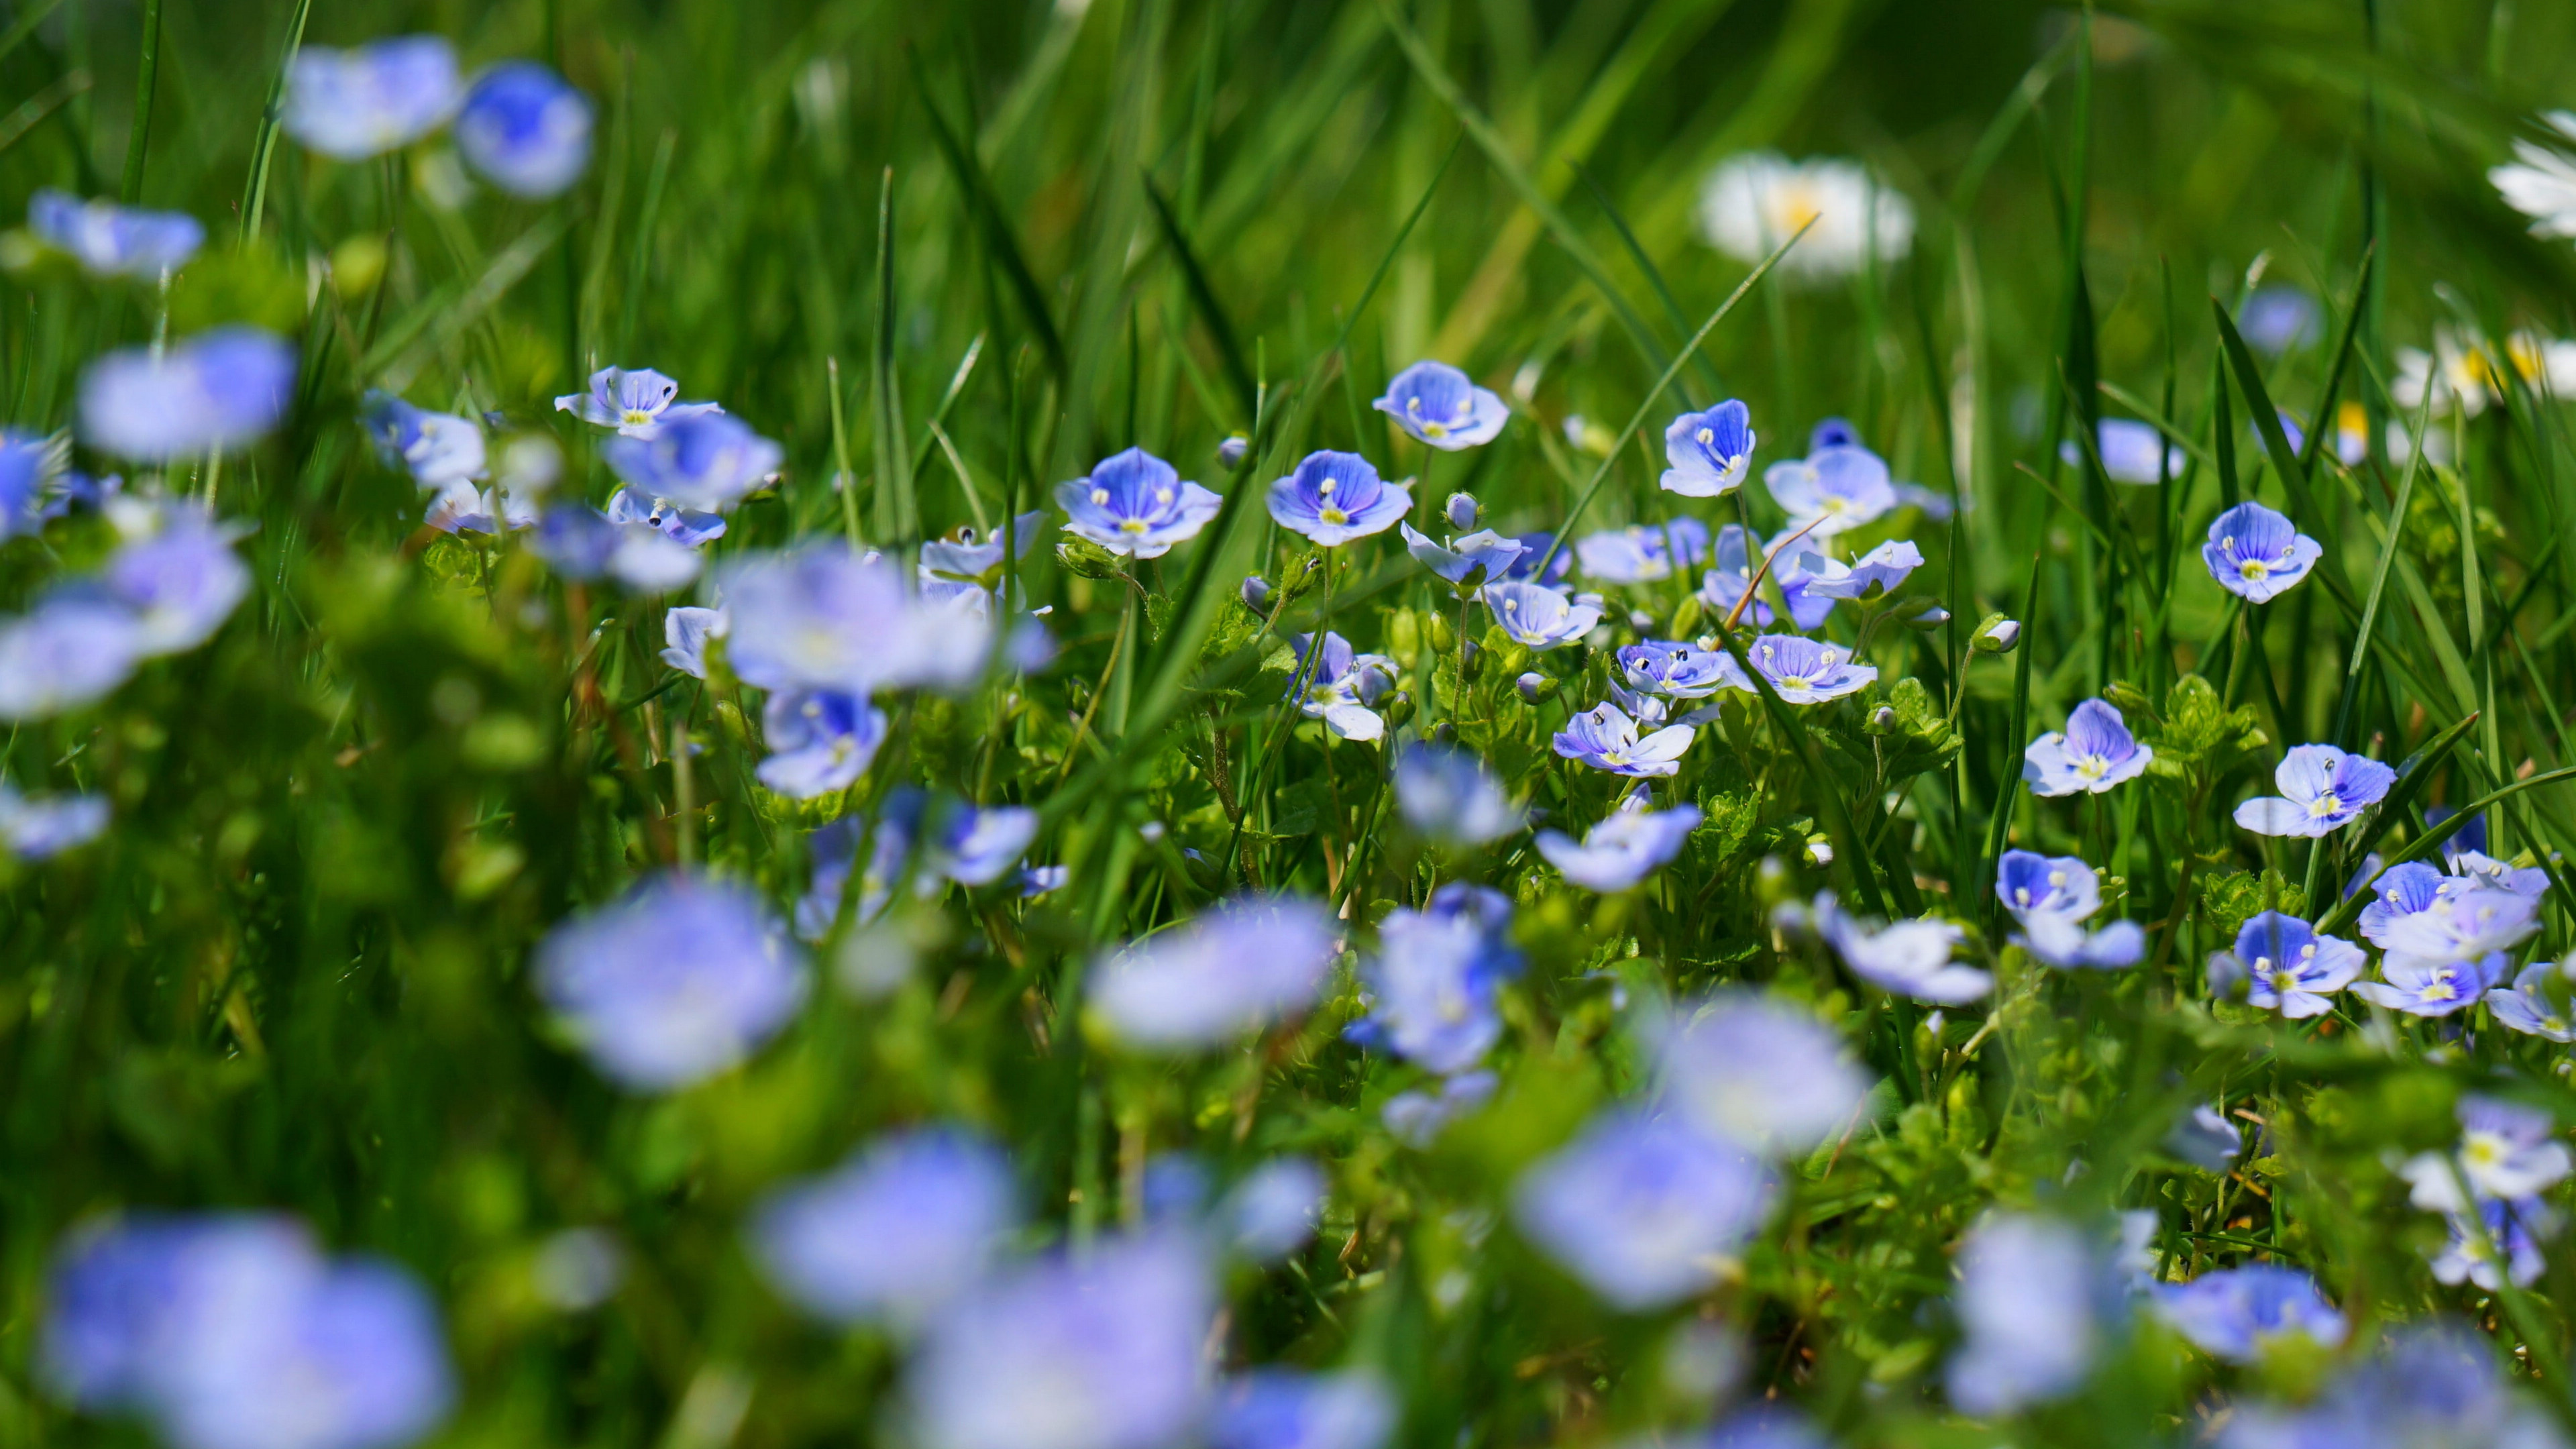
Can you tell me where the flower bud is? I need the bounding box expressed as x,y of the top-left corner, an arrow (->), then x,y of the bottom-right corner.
1866,704 -> 1898,735
1515,671 -> 1549,704
1217,433 -> 1250,469
1432,722 -> 1458,745
1904,605 -> 1951,631
1972,613 -> 2021,653
1459,639 -> 1483,682
1444,492 -> 1481,531
1240,574 -> 1272,611
1426,611 -> 1455,653
1384,690 -> 1416,730
1057,537 -> 1123,580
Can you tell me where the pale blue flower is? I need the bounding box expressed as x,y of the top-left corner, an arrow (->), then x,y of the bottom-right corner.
2242,286 -> 2322,355
1801,538 -> 1923,600
1393,745 -> 1523,846
926,801 -> 1039,887
604,486 -> 725,549
0,782 -> 109,859
2353,954 -> 2503,1016
1616,640 -> 1730,699
909,1234 -> 1213,1449
1552,700 -> 1695,777
1814,894 -> 1990,1004
0,429 -> 60,540
757,689 -> 886,799
1536,794 -> 1701,892
1693,523 -> 1775,627
1945,1214 -> 2119,1415
1810,418 -> 1862,449
2153,1266 -> 2344,1362
1766,545 -> 1842,631
1057,447 -> 1221,559
1290,631 -> 1398,742
2164,1105 -> 2243,1171
1511,1109 -> 1776,1311
1347,901 -> 1519,1074
1240,575 -> 1272,610
422,481 -> 535,535
2023,698 -> 2153,797
1209,1371 -> 1395,1449
282,36 -> 461,160
796,798 -> 923,940
920,511 -> 1044,589
1482,580 -> 1602,649
27,190 -> 203,278
1711,633 -> 1876,705
0,598 -> 144,720
721,546 -> 988,697
554,366 -> 722,437
96,503 -> 251,656
1764,445 -> 1894,536
1222,1158 -> 1327,1263
534,873 -> 807,1091
1996,849 -> 2143,969
600,411 -> 781,513
2402,1095 -> 2573,1210
1659,400 -> 1756,497
80,328 -> 296,462
2486,962 -> 2576,1042
1397,523 -> 1523,589
2208,912 -> 2363,1019
1576,519 -> 1711,584
1501,533 -> 1572,585
1091,896 -> 1339,1051
1382,1069 -> 1496,1146
1268,450 -> 1411,546
531,506 -> 702,592
2204,500 -> 2322,604
2233,744 -> 2396,837
370,392 -> 491,490
1654,993 -> 1871,1156
2373,886 -> 2540,966
453,62 -> 592,197
1373,360 -> 1508,450
1021,864 -> 1069,897
2217,1321 -> 2566,1449
748,1128 -> 1018,1326
2432,1199 -> 2555,1291
2061,419 -> 2184,485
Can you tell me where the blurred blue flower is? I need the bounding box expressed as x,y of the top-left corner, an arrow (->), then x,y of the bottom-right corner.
1553,700 -> 1695,778
924,801 -> 1039,888
1945,1214 -> 2120,1416
2375,888 -> 2540,968
601,410 -> 781,513
422,481 -> 535,536
2203,500 -> 2322,604
534,873 -> 807,1091
1802,539 -> 1923,601
1383,1069 -> 1496,1146
1373,361 -> 1508,450
80,327 -> 296,462
2061,419 -> 2184,485
604,486 -> 727,549
2210,911 -> 2363,1019
555,366 -> 722,437
1694,524 -> 1776,627
796,804 -> 915,940
0,597 -> 144,720
2233,743 -> 2396,837
1021,863 -> 1069,896
1057,447 -> 1221,559
2023,698 -> 2153,797
1764,445 -> 1894,537
1290,631 -> 1398,743
363,392 -> 486,488
1398,523 -> 1524,590
749,1128 -> 1018,1326
2355,953 -> 2508,1017
757,688 -> 886,799
2432,1198 -> 2555,1290
722,545 -> 989,697
1091,896 -> 1338,1051
282,36 -> 461,160
28,190 -> 203,278
2153,1265 -> 2345,1362
2486,962 -> 2575,1041
1222,1157 -> 1327,1263
1660,400 -> 1756,497
101,502 -> 252,656
2403,1095 -> 2573,1210
1511,1109 -> 1775,1311
1810,418 -> 1862,450
1268,450 -> 1411,546
1576,519 -> 1711,584
1536,794 -> 1700,892
0,429 -> 60,540
922,510 -> 1044,590
2218,1320 -> 2564,1449
1712,633 -> 1876,705
2242,286 -> 2322,355
2164,1104 -> 2244,1171
454,62 -> 592,197
909,1233 -> 1212,1449
1393,745 -> 1523,846
1208,1370 -> 1395,1449
0,781 -> 109,859
531,504 -> 702,592
1815,894 -> 1990,1004
1482,580 -> 1603,649
1501,533 -> 1572,585
1655,992 -> 1870,1156
1348,902 -> 1519,1074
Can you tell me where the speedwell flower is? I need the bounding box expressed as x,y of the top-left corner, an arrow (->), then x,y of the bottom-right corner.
2209,912 -> 2363,1018
2153,1266 -> 2345,1364
2432,1199 -> 2555,1291
1712,633 -> 1876,704
747,1128 -> 1018,1327
1393,745 -> 1523,846
1397,523 -> 1523,589
282,36 -> 461,160
80,328 -> 296,462
2402,1096 -> 2573,1212
2233,744 -> 2396,838
363,391 -> 486,488
1346,906 -> 1515,1075
1057,447 -> 1221,559
1535,793 -> 1701,893
1764,445 -> 1895,537
26,191 -> 203,278
1813,894 -> 1989,1004
1553,701 -> 1694,778
1694,523 -> 1774,626
453,62 -> 593,197
2061,419 -> 2184,485
2023,698 -> 2153,797
601,411 -> 781,513
1660,399 -> 1756,496
1481,580 -> 1601,649
1617,640 -> 1732,700
1800,539 -> 1923,601
1208,1370 -> 1395,1449
534,873 -> 807,1091
103,502 -> 251,656
1267,450 -> 1411,546
661,606 -> 725,679
1288,631 -> 1397,741
1511,1109 -> 1775,1311
756,688 -> 886,800
2203,500 -> 2322,604
1373,360 -> 1507,449
555,366 -> 722,437
2353,954 -> 2508,1018
1089,896 -> 1338,1051
1945,1214 -> 2117,1416
1654,993 -> 1871,1157
1996,849 -> 2143,970
2487,962 -> 2576,1042
0,598 -> 144,720
1576,519 -> 1710,584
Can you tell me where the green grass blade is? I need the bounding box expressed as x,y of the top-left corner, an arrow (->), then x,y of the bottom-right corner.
1140,172 -> 1256,424
908,46 -> 1067,382
1980,555 -> 2044,926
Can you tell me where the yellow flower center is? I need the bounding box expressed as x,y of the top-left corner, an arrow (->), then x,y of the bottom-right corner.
1119,518 -> 1148,534
1320,506 -> 1349,526
623,408 -> 652,427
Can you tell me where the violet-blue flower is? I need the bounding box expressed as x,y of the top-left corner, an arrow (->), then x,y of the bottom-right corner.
2374,886 -> 2540,967
80,327 -> 296,462
1617,639 -> 1731,700
100,502 -> 252,656
2243,286 -> 2322,355
720,545 -> 989,698
1996,849 -> 2144,970
922,800 -> 1039,888
453,62 -> 593,197
747,1128 -> 1018,1326
1347,903 -> 1518,1075
2209,911 -> 2363,1019
1090,896 -> 1338,1050
1654,992 -> 1871,1156
282,36 -> 461,160
600,410 -> 781,513
757,688 -> 886,799
1208,1370 -> 1395,1449
1692,524 -> 1776,628
1057,447 -> 1221,559
362,392 -> 486,488
2402,1095 -> 2573,1210
1501,533 -> 1572,584
1801,539 -> 1923,600
1813,893 -> 1990,1004
555,366 -> 722,437
1482,580 -> 1602,649
2487,962 -> 2576,1042
1268,450 -> 1411,546
2203,500 -> 2322,604
1764,445 -> 1894,537
2152,1265 -> 2345,1362
2061,419 -> 2184,485
1289,631 -> 1398,742
1576,519 -> 1711,584
2233,743 -> 2397,837
1553,700 -> 1695,778
604,486 -> 726,549
2353,954 -> 2502,1016
1944,1214 -> 2118,1416
533,873 -> 807,1091
1382,1069 -> 1497,1147
1536,794 -> 1700,892
1393,745 -> 1523,846
1660,400 -> 1756,497
0,429 -> 58,540
1711,633 -> 1876,704
1511,1108 -> 1776,1311
27,190 -> 204,278
1397,523 -> 1524,590
2432,1199 -> 2556,1291
1373,360 -> 1508,450
0,781 -> 109,859
0,597 -> 144,720
1222,1157 -> 1328,1263
2023,698 -> 2153,797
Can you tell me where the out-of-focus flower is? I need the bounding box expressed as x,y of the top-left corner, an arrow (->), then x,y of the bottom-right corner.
2063,419 -> 2184,485
1289,631 -> 1397,743
453,62 -> 592,197
796,803 -> 919,941
1801,539 -> 1923,602
1711,634 -> 1876,705
529,1228 -> 625,1312
1995,849 -> 2143,969
600,411 -> 780,514
2204,501 -> 2322,604
1222,1158 -> 1327,1263
1578,520 -> 1710,584
1536,792 -> 1700,893
1501,533 -> 1573,585
2432,1198 -> 2557,1291
2023,698 -> 2153,798
0,430 -> 60,540
1399,523 -> 1523,590
2218,1321 -> 2568,1449
1764,447 -> 1894,537
0,598 -> 145,720
2152,1266 -> 2344,1362
1655,993 -> 1870,1157
1553,700 -> 1695,778
1091,896 -> 1338,1051
0,780 -> 109,859
2402,1095 -> 2573,1212
2165,1104 -> 2243,1171
1815,894 -> 1989,1004
2491,111 -> 2576,239
1483,580 -> 1603,649
748,1128 -> 1018,1326
2375,886 -> 2541,966
2233,744 -> 2396,838
27,190 -> 203,278
102,501 -> 251,656
2487,962 -> 2576,1041
363,392 -> 486,488
2394,325 -> 2576,417
1660,400 -> 1756,497
80,328 -> 296,461
1268,450 -> 1411,547
534,873 -> 807,1091
1393,745 -> 1522,847
1696,153 -> 1912,281
555,366 -> 722,438
2241,286 -> 2322,355
1512,1109 -> 1775,1311
924,802 -> 1039,888
1374,361 -> 1508,450
421,481 -> 535,535
908,1234 -> 1212,1449
757,688 -> 885,799
531,504 -> 702,592
1383,1069 -> 1497,1146
720,545 -> 990,698
1208,1370 -> 1395,1449
2208,911 -> 2363,1018
282,37 -> 461,160
1347,900 -> 1519,1075
1057,447 -> 1221,559
1945,1214 -> 2118,1416
605,486 -> 725,549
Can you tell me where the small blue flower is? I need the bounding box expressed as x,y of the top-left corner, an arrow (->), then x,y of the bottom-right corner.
1809,417 -> 1863,450
422,482 -> 535,535
1392,745 -> 1523,847
720,546 -> 986,697
1382,1069 -> 1497,1146
1057,447 -> 1222,559
1766,545 -> 1841,631
102,502 -> 251,656
282,37 -> 462,160
2208,911 -> 2363,1018
1501,533 -> 1573,584
363,391 -> 486,488
1995,849 -> 2143,970
1694,524 -> 1776,627
2486,961 -> 2575,1042
1267,450 -> 1411,546
2023,698 -> 2153,797
1617,639 -> 1733,700
2242,285 -> 2322,355
601,411 -> 782,513
1945,1214 -> 2119,1415
2431,1199 -> 2556,1291
1712,633 -> 1876,705
1090,896 -> 1339,1051
534,873 -> 808,1091
795,798 -> 925,940
554,366 -> 722,437
2163,1105 -> 2244,1171
2404,1096 -> 2573,1210
1800,539 -> 1923,601
1575,519 -> 1711,584
2353,953 -> 2506,1017
1764,444 -> 1894,536
1221,1158 -> 1328,1263
1552,700 -> 1695,777
80,327 -> 296,462
0,781 -> 109,859
603,486 -> 726,549
453,62 -> 593,197
1813,894 -> 1990,1004
27,190 -> 203,278
1397,523 -> 1523,589
920,511 -> 1044,589
2061,419 -> 2184,485
531,505 -> 702,592
756,688 -> 886,799
0,598 -> 144,720
1373,360 -> 1508,450
2203,500 -> 2322,604
2153,1266 -> 2345,1363
1208,1370 -> 1395,1449
1660,400 -> 1756,497
2356,861 -> 2448,945
1020,863 -> 1069,897
2233,743 -> 2396,837
2373,887 -> 2540,967
747,1128 -> 1018,1326
1347,904 -> 1517,1074
1289,631 -> 1398,742
920,800 -> 1039,888
1511,1109 -> 1776,1311
1654,993 -> 1871,1157
1535,793 -> 1701,893
1481,580 -> 1603,649
661,605 -> 726,678
0,429 -> 61,541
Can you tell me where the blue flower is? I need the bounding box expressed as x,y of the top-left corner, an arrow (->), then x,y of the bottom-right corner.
27,189 -> 203,278
2402,1095 -> 2573,1210
1654,992 -> 1871,1156
1090,896 -> 1339,1051
1267,450 -> 1411,546
2486,961 -> 2575,1042
748,1128 -> 1018,1326
530,505 -> 702,592
1397,523 -> 1524,590
1767,545 -> 1842,631
1576,519 -> 1711,584
1382,1069 -> 1497,1146
1347,902 -> 1516,1074
0,429 -> 61,540
1511,1109 -> 1776,1311
1290,631 -> 1399,742
604,486 -> 726,549
2355,861 -> 2449,945
2233,743 -> 2396,837
1536,793 -> 1701,892
908,1234 -> 1212,1449
1813,894 -> 1990,1004
1373,360 -> 1508,449
99,502 -> 251,656
2217,1321 -> 2562,1449
0,598 -> 144,720
534,873 -> 807,1091
282,36 -> 460,160
1221,1158 -> 1328,1263
2431,1199 -> 2556,1291
720,546 -> 989,697
1481,580 -> 1602,649
80,327 -> 296,462
756,689 -> 886,799
555,366 -> 722,437
1392,745 -> 1523,846
1810,417 -> 1863,450
1995,849 -> 2143,970
453,62 -> 592,197
600,410 -> 781,513
1613,641 -> 1723,700
1801,539 -> 1923,601
1501,533 -> 1572,584
2153,1266 -> 2344,1362
921,511 -> 1045,589
2354,953 -> 2508,1016
1693,524 -> 1775,627
1945,1214 -> 2120,1415
2242,285 -> 2322,355
2023,698 -> 2153,797
1712,633 -> 1877,705
423,481 -> 535,535
795,803 -> 920,941
0,781 -> 109,859
2163,1105 -> 2244,1171
1443,492 -> 1481,529
1056,448 -> 1222,559
2203,500 -> 2322,604
363,391 -> 486,488
2061,419 -> 2184,485
916,801 -> 1036,888
1208,1370 -> 1395,1449
1764,445 -> 1894,536
1552,700 -> 1696,778
1660,400 -> 1756,497
2208,912 -> 2363,1018
2373,887 -> 2540,967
